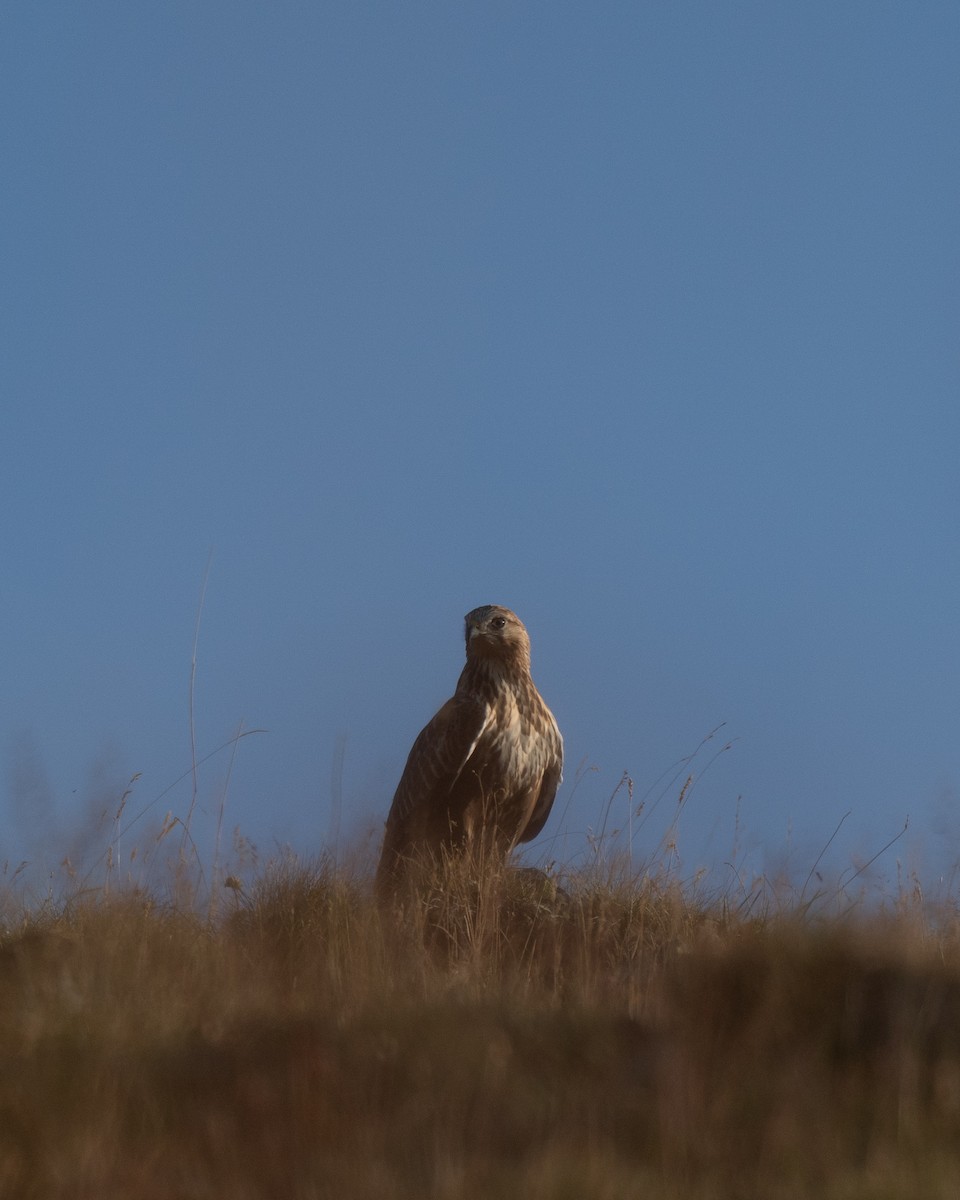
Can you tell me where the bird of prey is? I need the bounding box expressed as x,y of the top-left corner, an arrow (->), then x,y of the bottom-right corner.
375,605 -> 563,900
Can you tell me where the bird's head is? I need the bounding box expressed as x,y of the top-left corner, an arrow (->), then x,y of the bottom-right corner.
463,605 -> 531,671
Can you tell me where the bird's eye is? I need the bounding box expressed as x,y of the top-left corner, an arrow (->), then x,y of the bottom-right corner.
490,616 -> 506,630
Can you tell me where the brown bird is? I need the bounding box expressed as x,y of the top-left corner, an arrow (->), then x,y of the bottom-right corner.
375,605 -> 563,899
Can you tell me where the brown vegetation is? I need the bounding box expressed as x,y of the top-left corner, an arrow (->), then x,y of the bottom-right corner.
1,848 -> 959,1198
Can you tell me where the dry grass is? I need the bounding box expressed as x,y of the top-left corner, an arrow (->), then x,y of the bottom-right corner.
1,844 -> 960,1199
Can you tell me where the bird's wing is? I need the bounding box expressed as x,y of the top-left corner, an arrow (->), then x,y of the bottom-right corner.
385,693 -> 493,831
516,728 -> 563,844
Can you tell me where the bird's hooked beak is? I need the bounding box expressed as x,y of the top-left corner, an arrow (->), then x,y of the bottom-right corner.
465,615 -> 491,650
464,606 -> 501,652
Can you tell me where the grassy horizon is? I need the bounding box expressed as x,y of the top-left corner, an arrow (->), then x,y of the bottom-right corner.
2,800 -> 960,1200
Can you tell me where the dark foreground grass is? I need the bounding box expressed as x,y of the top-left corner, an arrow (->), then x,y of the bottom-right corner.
2,856 -> 960,1199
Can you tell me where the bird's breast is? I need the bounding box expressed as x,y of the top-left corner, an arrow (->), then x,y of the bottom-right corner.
470,690 -> 550,789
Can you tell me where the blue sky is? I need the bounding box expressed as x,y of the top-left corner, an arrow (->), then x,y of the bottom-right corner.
2,3 -> 958,896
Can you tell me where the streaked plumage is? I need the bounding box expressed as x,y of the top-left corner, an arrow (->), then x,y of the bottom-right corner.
375,605 -> 563,899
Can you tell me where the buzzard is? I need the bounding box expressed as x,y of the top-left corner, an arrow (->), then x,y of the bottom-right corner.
375,605 -> 563,899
